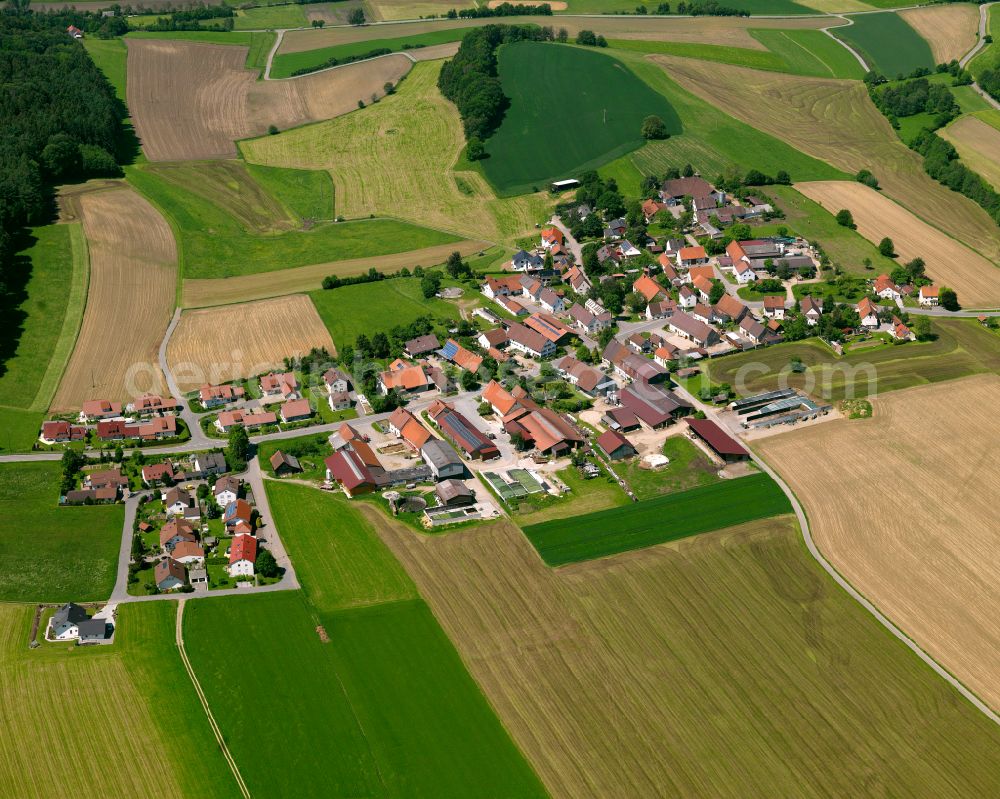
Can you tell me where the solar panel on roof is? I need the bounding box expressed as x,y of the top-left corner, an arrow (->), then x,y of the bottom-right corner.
440,341 -> 459,360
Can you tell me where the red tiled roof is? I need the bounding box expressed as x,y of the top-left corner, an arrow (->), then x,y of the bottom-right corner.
686,417 -> 747,458
229,533 -> 257,565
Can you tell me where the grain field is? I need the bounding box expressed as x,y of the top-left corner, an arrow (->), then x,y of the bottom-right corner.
900,3 -> 980,65
370,506 -> 1000,798
797,180 -> 1000,307
940,115 -> 1000,192
649,55 -> 1000,266
126,39 -> 412,160
51,186 -> 175,411
757,374 -> 1000,711
166,294 -> 334,391
0,605 -> 184,799
181,239 -> 488,307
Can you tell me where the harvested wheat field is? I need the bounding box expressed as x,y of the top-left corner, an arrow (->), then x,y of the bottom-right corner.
181,239 -> 488,307
279,15 -> 827,54
242,61 -> 550,243
797,180 -> 1000,307
940,115 -> 1000,192
757,374 -> 1000,711
167,295 -> 334,391
51,186 -> 175,411
650,55 -> 1000,265
900,3 -> 979,65
0,606 -> 182,799
369,505 -> 1000,798
127,39 -> 411,161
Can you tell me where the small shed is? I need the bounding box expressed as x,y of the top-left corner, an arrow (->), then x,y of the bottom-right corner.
270,450 -> 302,476
435,480 -> 475,508
596,429 -> 638,461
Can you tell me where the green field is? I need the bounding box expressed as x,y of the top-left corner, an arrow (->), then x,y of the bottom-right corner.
243,162 -> 334,220
310,277 -> 462,346
127,161 -> 459,279
0,462 -> 124,602
483,41 -> 681,195
83,38 -> 127,101
608,38 -> 786,72
124,29 -> 274,68
707,319 -> 1000,400
234,4 -> 307,30
0,224 -> 88,416
616,50 -> 849,183
969,3 -> 999,77
185,484 -> 546,796
269,27 -> 468,78
523,472 -> 791,566
831,13 -> 934,77
762,185 -> 899,275
258,432 -> 335,482
750,29 -> 866,79
616,435 -> 722,501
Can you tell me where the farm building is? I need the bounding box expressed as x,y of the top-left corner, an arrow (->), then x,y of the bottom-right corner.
421,439 -> 465,480
428,401 -> 500,461
596,429 -> 637,461
503,407 -> 583,456
435,479 -> 476,508
270,450 -> 302,476
619,385 -> 692,429
325,448 -> 380,497
685,418 -> 749,462
388,407 -> 432,451
603,406 -> 641,432
440,339 -> 484,373
404,333 -> 441,358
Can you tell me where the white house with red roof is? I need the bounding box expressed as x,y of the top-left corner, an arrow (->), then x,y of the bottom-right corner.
540,227 -> 564,250
918,285 -> 939,306
873,274 -> 901,301
228,534 -> 257,577
259,372 -> 299,402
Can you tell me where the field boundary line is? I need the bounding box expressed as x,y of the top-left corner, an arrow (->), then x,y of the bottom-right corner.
748,447 -> 1000,726
175,599 -> 254,799
821,15 -> 869,72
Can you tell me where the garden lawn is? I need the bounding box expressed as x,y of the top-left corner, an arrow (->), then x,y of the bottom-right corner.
831,13 -> 934,77
749,29 -> 866,79
0,462 -> 123,602
616,435 -> 721,501
483,41 -> 682,195
616,50 -> 848,183
706,319 -> 1000,400
309,277 -> 462,347
0,224 -> 88,414
258,433 -> 332,482
127,163 -> 458,279
524,472 -> 791,566
269,27 -> 468,78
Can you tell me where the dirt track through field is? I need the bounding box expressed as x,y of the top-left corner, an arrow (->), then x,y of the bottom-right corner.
279,15 -> 829,54
51,186 -> 175,410
181,239 -> 489,307
797,180 -> 1000,307
757,374 -> 1000,712
650,55 -> 1000,267
370,507 -> 1000,797
166,294 -> 334,391
127,40 -> 412,161
900,4 -> 980,65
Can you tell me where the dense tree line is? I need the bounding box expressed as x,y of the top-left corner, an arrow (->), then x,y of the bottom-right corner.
292,47 -> 393,77
870,77 -> 958,125
448,3 -> 554,18
910,129 -> 1000,224
141,6 -> 235,32
438,24 -> 554,146
607,2 -> 750,17
0,13 -> 126,279
980,67 -> 1000,104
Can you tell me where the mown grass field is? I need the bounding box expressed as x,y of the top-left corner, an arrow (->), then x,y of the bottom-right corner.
750,28 -> 866,79
608,38 -> 786,73
0,224 -> 88,418
83,38 -> 127,100
310,277 -> 463,347
969,3 -> 999,77
831,13 -> 934,77
234,3 -> 307,30
762,184 -> 899,275
380,515 -> 1000,798
707,319 -> 1000,399
524,472 -> 791,566
269,27 -> 467,78
185,486 -> 546,797
0,462 -> 123,603
483,42 -> 681,195
612,50 -> 848,184
0,603 -> 235,799
127,161 -> 459,279
242,60 -> 552,244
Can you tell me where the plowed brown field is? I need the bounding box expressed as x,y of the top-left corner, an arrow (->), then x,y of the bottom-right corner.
900,3 -> 980,65
51,186 -> 175,410
650,55 -> 1000,266
797,180 -> 1000,307
757,374 -> 1000,712
126,40 -> 412,161
166,294 -> 334,391
371,507 -> 1000,798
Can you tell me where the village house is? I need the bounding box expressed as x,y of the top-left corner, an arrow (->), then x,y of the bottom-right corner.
198,384 -> 244,408
505,322 -> 555,359
477,327 -> 509,352
668,311 -> 720,347
49,603 -> 107,642
678,285 -> 697,309
141,461 -> 174,487
857,297 -> 880,329
223,498 -> 253,533
80,399 -> 122,422
172,540 -> 205,566
428,400 -> 499,461
603,217 -> 627,239
512,249 -> 544,272
503,406 -> 584,456
691,303 -> 715,326
540,227 -> 564,250
192,452 -> 226,477
918,285 -> 939,307
378,359 -> 430,395
441,339 -> 484,373
128,394 -> 180,416
691,275 -> 715,304
800,296 -> 823,325
894,319 -> 915,341
279,398 -> 313,424
322,368 -> 351,395
762,296 -> 786,320
641,198 -> 667,222
163,487 -> 195,517
596,429 -> 638,461
660,176 -> 720,206
40,421 -> 87,445
214,476 -> 241,508
403,333 -> 441,358
228,534 -> 257,578
538,287 -> 565,314
259,372 -> 299,402
739,316 -> 767,344
632,275 -> 665,304
676,246 -> 708,269
136,415 -> 178,441
602,340 -> 668,384
873,274 -> 902,301
646,299 -> 677,320
214,409 -> 277,434
733,259 -> 756,284
387,407 -> 432,451
713,294 -> 749,323
553,355 -> 618,397
619,384 -> 692,429
160,519 -> 197,552
154,558 -> 186,590
270,450 -> 302,476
